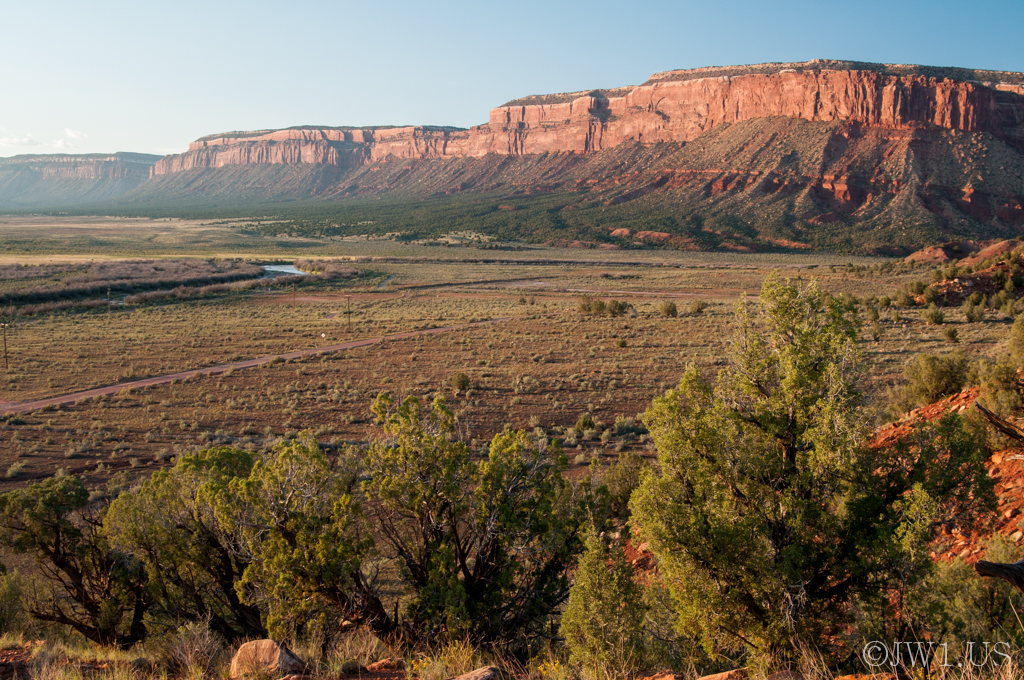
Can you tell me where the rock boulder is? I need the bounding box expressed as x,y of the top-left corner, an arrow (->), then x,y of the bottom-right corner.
229,640 -> 306,679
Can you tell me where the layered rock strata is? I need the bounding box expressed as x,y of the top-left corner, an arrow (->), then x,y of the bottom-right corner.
0,153 -> 159,208
152,63 -> 1024,176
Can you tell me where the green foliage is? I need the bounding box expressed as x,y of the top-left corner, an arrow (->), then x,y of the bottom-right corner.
219,434 -> 371,641
0,475 -> 147,647
907,536 -> 1024,648
970,357 -> 1022,419
579,297 -> 630,318
105,447 -> 265,641
0,570 -> 28,635
598,450 -> 647,521
942,326 -> 959,344
658,300 -> 678,318
1010,314 -> 1024,367
922,302 -> 944,324
630,274 -> 995,663
450,372 -> 471,392
574,412 -> 596,433
960,300 -> 985,323
561,531 -> 647,680
364,394 -> 583,646
891,352 -> 969,414
849,413 -> 996,643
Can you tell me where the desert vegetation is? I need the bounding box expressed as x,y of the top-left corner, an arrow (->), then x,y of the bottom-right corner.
3,236 -> 1024,679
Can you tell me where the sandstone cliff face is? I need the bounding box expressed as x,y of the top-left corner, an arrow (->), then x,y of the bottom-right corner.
0,153 -> 159,209
2,153 -> 157,181
151,64 -> 1024,177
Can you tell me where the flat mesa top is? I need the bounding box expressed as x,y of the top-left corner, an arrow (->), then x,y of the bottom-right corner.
500,59 -> 1024,108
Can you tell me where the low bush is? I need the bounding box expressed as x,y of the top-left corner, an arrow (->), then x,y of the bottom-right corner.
922,303 -> 945,325
684,300 -> 708,315
449,372 -> 471,392
890,352 -> 970,414
562,531 -> 647,680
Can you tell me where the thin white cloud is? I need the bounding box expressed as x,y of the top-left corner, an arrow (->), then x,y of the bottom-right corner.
0,136 -> 40,147
64,128 -> 86,139
52,139 -> 75,149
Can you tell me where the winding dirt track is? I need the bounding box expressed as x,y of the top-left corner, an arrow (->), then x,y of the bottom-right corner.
0,318 -> 511,416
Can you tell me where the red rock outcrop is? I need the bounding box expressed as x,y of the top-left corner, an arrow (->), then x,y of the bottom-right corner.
151,61 -> 1024,177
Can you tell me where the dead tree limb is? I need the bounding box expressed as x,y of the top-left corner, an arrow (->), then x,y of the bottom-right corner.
975,402 -> 1024,442
975,559 -> 1024,594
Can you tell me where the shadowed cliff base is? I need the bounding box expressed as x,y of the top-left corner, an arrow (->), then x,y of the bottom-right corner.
90,115 -> 1024,255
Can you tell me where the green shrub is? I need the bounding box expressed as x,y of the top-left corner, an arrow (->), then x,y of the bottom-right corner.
450,372 -> 471,392
0,476 -> 148,646
961,301 -> 984,323
105,446 -> 266,643
922,303 -> 945,325
896,290 -> 914,308
658,300 -> 678,318
561,531 -> 647,680
1010,315 -> 1024,367
942,327 -> 959,344
631,274 -> 994,662
970,357 -> 1021,419
606,300 -> 628,317
891,352 -> 970,413
574,413 -> 596,432
685,300 -> 708,315
601,450 -> 647,520
0,570 -> 28,635
363,395 -> 583,645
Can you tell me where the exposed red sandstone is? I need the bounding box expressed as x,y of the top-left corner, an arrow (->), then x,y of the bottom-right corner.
151,63 -> 1024,177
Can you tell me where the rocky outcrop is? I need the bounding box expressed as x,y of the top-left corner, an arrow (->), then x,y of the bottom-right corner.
151,61 -> 1024,177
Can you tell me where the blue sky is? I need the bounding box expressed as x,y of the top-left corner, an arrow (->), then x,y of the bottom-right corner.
3,0 -> 1023,157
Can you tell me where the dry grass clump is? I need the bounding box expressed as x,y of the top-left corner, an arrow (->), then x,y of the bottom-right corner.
293,259 -> 358,279
2,259 -> 264,306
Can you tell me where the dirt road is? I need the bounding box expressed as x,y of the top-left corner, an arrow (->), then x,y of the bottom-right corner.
0,318 -> 510,416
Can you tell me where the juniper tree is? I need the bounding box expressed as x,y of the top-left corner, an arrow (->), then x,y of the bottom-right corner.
630,273 -> 994,662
